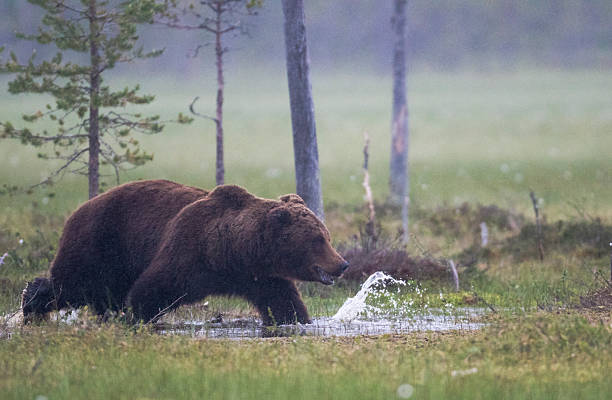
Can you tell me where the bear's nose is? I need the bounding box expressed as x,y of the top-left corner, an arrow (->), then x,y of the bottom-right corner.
340,261 -> 350,272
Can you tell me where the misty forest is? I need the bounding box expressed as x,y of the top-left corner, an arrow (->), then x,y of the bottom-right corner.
0,1 -> 611,399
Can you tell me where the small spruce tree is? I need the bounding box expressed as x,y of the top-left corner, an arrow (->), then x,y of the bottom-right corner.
0,0 -> 192,199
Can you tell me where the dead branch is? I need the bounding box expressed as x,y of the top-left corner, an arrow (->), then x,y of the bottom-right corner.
401,192 -> 409,244
529,190 -> 545,261
448,259 -> 459,291
472,291 -> 497,313
145,293 -> 188,324
480,222 -> 488,247
29,147 -> 89,191
362,132 -> 376,243
189,96 -> 218,123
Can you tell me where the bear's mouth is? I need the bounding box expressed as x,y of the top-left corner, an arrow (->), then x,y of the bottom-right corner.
315,266 -> 335,285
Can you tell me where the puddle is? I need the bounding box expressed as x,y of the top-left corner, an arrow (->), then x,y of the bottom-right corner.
158,272 -> 487,339
157,310 -> 486,339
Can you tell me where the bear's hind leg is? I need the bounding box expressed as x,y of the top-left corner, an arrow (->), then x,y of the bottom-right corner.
244,278 -> 311,325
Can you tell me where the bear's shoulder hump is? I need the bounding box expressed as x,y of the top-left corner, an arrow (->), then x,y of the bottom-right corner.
208,184 -> 254,208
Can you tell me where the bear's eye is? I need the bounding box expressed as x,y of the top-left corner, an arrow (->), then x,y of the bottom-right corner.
314,235 -> 326,245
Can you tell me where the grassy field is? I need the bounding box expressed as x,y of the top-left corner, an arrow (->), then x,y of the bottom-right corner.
1,69 -> 611,399
1,69 -> 611,216
1,312 -> 610,400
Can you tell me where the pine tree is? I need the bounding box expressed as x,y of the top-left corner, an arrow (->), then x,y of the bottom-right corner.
0,0 -> 192,198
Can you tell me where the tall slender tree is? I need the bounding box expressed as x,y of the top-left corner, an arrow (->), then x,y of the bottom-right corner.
389,0 -> 409,239
281,0 -> 324,220
0,0 -> 190,199
163,0 -> 261,186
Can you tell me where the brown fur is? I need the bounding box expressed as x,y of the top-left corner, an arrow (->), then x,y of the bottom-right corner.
22,180 -> 348,325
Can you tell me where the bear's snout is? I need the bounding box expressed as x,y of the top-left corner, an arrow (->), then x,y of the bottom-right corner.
327,259 -> 349,277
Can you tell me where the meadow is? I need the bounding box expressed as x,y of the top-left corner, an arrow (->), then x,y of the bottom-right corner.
1,69 -> 611,399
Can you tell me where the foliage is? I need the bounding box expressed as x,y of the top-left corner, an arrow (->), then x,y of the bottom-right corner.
0,0 -> 192,195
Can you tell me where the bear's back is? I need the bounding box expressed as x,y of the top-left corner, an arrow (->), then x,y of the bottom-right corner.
49,180 -> 209,307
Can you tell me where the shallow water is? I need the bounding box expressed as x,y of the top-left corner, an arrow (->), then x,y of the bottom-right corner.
158,309 -> 486,339
2,307 -> 486,339
157,271 -> 487,339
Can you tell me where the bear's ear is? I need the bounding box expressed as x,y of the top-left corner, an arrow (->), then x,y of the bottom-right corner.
279,193 -> 305,205
268,207 -> 292,226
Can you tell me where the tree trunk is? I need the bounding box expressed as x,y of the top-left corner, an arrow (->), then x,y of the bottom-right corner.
389,0 -> 408,205
214,2 -> 224,186
88,0 -> 100,199
281,0 -> 324,220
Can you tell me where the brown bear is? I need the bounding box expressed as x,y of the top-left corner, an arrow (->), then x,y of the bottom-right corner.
21,180 -> 348,325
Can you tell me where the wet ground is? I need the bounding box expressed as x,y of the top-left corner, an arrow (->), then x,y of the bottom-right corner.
156,272 -> 488,339
157,308 -> 487,339
3,272 -> 489,339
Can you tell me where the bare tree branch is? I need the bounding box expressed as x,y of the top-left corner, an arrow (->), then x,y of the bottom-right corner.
189,97 -> 218,122
29,147 -> 89,190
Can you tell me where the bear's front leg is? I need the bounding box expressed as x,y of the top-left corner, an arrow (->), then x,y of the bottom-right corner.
245,278 -> 311,325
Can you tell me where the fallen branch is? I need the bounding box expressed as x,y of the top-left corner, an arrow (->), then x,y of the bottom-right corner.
472,291 -> 497,313
146,293 -> 187,324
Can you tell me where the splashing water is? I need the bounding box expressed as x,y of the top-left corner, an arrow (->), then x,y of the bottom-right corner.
332,271 -> 406,321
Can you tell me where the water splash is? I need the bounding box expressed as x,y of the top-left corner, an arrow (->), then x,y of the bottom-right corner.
332,271 -> 406,321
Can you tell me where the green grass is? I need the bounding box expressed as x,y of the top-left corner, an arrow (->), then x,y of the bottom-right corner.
1,70 -> 611,217
0,313 -> 610,400
1,69 -> 612,399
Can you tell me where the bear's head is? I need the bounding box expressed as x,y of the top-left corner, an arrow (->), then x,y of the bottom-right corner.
264,194 -> 349,285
